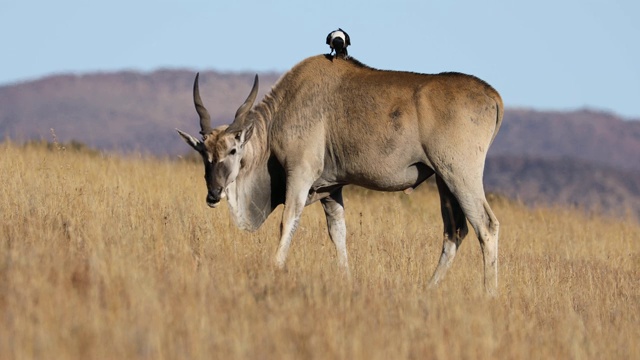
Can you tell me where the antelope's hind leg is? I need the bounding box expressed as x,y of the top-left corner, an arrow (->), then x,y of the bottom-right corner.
437,172 -> 500,296
428,176 -> 469,289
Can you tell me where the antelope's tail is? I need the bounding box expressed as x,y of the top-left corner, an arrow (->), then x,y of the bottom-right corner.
489,91 -> 504,146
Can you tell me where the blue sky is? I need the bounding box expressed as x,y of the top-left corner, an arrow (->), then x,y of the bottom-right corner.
2,0 -> 639,118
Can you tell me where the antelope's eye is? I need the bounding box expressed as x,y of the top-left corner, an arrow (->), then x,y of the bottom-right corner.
229,148 -> 237,156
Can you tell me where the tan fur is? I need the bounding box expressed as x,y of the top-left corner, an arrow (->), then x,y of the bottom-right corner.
178,54 -> 504,295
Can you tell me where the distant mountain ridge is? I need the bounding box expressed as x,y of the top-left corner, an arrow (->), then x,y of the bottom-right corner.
489,108 -> 640,171
0,70 -> 281,154
485,156 -> 640,219
1,70 -> 639,220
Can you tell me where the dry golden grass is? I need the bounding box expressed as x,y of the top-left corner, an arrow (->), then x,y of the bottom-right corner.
1,141 -> 638,360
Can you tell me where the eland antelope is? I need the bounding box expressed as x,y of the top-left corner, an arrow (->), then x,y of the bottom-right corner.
177,54 -> 503,295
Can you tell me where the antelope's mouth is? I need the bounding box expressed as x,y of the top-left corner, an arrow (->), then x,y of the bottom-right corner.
206,189 -> 226,208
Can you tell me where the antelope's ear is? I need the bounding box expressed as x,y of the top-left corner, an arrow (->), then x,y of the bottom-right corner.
242,122 -> 254,145
231,121 -> 254,146
176,129 -> 202,151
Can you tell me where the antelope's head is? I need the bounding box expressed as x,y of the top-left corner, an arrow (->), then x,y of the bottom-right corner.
177,73 -> 258,208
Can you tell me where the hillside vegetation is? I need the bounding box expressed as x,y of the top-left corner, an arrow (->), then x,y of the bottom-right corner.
1,142 -> 639,359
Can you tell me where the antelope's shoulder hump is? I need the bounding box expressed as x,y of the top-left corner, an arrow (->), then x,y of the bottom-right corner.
288,54 -> 372,77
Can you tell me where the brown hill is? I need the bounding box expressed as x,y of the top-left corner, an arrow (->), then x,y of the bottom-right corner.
489,108 -> 640,171
484,156 -> 640,220
1,69 -> 639,219
0,70 -> 280,154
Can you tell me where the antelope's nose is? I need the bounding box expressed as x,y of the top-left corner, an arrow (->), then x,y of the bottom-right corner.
206,188 -> 223,208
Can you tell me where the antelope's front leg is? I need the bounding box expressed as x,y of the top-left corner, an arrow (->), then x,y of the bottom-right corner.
274,175 -> 313,269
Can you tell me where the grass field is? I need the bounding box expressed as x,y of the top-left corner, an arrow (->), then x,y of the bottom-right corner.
1,141 -> 638,359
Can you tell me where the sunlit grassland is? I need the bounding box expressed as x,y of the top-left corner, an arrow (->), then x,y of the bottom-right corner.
1,141 -> 638,359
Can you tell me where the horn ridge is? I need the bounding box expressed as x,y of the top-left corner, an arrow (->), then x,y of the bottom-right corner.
193,73 -> 213,135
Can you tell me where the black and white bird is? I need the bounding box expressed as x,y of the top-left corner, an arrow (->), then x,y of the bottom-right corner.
326,28 -> 350,59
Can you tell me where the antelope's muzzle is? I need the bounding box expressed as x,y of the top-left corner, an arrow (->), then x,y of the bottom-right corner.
206,188 -> 223,208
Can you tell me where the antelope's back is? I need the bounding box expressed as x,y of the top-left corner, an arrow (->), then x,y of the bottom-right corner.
270,55 -> 503,161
